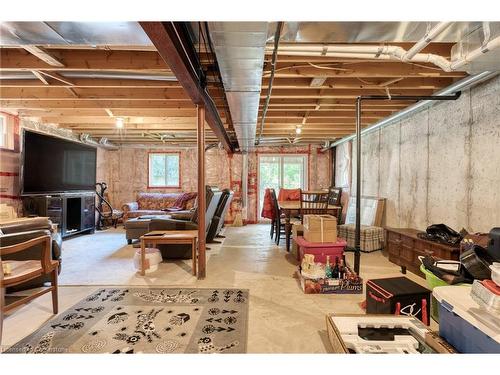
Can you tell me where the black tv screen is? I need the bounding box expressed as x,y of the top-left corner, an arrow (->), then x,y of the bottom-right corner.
22,130 -> 97,194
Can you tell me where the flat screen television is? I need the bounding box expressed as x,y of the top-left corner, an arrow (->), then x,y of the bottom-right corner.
21,130 -> 97,194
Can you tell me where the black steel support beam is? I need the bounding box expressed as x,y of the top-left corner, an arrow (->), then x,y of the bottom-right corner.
353,91 -> 461,275
140,22 -> 234,153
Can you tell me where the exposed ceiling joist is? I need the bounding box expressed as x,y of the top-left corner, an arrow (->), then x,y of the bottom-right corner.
1,48 -> 170,72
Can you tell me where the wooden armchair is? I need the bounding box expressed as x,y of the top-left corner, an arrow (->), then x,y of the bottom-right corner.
1,235 -> 59,316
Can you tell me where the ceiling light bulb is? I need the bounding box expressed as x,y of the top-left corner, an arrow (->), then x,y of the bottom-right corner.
295,126 -> 302,134
115,117 -> 124,129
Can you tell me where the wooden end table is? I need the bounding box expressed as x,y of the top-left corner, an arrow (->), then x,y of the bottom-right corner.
139,230 -> 198,277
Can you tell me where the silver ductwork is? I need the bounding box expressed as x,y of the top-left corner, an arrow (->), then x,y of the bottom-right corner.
268,22 -> 483,43
0,22 -> 152,46
208,22 -> 269,151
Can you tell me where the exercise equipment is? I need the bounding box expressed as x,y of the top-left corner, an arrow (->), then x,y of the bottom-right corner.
95,182 -> 123,230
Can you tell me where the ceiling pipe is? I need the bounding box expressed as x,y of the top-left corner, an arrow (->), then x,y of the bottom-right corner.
256,21 -> 283,145
403,22 -> 453,61
328,70 -> 499,149
275,44 -> 451,71
451,35 -> 500,70
273,34 -> 500,72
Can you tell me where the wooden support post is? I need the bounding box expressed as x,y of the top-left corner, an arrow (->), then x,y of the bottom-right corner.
197,105 -> 206,279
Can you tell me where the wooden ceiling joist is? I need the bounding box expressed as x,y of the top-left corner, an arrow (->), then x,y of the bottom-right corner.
0,99 -> 195,109
1,49 -> 170,72
17,108 -> 198,117
0,87 -> 191,100
0,78 -> 182,88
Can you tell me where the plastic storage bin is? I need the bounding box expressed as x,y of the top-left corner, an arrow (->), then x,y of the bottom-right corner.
433,286 -> 500,353
295,236 -> 346,263
419,264 -> 468,323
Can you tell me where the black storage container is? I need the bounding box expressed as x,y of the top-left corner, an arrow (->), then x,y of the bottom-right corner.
366,277 -> 431,325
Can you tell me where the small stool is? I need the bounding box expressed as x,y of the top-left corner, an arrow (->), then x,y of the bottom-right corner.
134,248 -> 162,273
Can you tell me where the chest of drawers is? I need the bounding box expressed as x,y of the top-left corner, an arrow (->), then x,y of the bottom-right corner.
386,228 -> 460,276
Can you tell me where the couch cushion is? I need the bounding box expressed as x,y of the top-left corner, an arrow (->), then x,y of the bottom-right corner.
136,192 -> 181,210
125,210 -> 168,219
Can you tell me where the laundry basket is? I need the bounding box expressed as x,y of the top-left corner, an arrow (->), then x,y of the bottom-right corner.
419,259 -> 467,323
134,248 -> 162,273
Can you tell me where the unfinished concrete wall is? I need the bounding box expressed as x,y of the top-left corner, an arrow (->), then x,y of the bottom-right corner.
339,74 -> 500,232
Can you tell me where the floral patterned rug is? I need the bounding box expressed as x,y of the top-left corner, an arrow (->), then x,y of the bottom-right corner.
5,288 -> 249,354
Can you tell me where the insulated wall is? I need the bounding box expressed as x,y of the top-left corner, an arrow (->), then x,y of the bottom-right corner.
336,74 -> 500,233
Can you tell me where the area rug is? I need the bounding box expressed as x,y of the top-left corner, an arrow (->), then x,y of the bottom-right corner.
5,288 -> 249,354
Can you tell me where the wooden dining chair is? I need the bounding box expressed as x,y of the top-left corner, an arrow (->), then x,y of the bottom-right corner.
1,235 -> 59,316
299,190 -> 329,223
327,187 -> 343,223
270,189 -> 287,245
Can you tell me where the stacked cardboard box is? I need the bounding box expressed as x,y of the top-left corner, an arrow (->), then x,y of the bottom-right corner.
303,214 -> 337,243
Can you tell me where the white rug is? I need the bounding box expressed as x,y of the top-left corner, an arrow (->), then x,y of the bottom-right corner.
58,227 -> 224,286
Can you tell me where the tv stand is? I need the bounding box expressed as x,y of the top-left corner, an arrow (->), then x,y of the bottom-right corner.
22,192 -> 95,238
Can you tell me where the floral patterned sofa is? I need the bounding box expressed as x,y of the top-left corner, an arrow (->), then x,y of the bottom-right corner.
121,192 -> 197,222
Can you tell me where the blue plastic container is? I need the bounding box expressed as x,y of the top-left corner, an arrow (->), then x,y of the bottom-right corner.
434,286 -> 500,353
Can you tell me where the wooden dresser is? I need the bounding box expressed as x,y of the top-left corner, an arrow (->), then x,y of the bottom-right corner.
385,228 -> 461,276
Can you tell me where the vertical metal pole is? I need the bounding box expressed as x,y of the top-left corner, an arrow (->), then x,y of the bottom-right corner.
354,97 -> 362,275
197,105 -> 206,279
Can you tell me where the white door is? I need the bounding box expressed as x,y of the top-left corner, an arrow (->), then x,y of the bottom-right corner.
258,155 -> 308,217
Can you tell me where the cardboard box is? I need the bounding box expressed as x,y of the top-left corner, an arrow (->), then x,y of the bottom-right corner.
300,270 -> 363,294
303,214 -> 337,243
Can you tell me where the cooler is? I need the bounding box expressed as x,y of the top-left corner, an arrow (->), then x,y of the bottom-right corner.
433,286 -> 500,353
294,236 -> 346,263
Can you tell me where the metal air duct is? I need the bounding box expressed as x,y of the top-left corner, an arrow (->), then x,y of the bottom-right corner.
208,22 -> 269,151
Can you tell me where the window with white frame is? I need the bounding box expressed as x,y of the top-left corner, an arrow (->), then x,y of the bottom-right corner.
0,115 -> 5,148
0,114 -> 14,150
148,152 -> 180,187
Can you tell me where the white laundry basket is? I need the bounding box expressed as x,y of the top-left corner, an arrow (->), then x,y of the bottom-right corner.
134,248 -> 162,273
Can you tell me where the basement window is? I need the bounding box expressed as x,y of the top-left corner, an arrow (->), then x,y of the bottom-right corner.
0,114 -> 15,150
148,152 -> 181,188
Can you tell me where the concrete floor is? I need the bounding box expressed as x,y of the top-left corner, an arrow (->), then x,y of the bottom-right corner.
1,224 -> 428,353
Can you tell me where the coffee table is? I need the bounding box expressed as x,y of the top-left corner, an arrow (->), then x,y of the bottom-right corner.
139,230 -> 198,276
